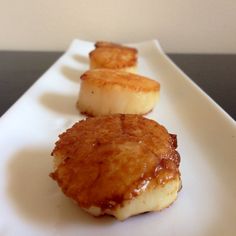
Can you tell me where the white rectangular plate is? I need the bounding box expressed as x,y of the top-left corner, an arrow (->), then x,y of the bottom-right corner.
0,39 -> 235,236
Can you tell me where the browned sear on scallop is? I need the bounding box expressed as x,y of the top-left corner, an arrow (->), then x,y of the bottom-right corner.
50,114 -> 180,210
89,41 -> 137,70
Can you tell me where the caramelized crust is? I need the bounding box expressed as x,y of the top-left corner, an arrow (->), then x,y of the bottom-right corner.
89,41 -> 138,69
51,115 -> 180,211
95,41 -> 137,53
80,69 -> 160,92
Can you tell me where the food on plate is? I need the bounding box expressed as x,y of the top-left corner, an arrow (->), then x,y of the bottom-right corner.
77,69 -> 160,116
89,41 -> 138,73
50,114 -> 181,221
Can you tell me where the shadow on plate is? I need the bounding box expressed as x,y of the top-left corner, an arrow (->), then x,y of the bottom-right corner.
39,92 -> 79,116
60,65 -> 84,83
72,54 -> 89,65
7,147 -> 114,226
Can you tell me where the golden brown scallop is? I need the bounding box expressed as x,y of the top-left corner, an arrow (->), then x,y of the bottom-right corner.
89,41 -> 138,73
77,69 -> 160,116
50,114 -> 181,220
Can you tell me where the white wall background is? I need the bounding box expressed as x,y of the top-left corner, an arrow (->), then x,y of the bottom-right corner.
0,0 -> 235,53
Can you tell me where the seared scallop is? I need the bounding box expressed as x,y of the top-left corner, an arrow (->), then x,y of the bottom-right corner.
77,69 -> 160,116
89,41 -> 138,73
50,114 -> 181,221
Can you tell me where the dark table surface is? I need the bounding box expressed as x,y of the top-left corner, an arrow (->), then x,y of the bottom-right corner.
0,51 -> 235,120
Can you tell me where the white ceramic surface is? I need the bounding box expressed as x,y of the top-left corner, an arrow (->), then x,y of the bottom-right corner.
0,40 -> 235,236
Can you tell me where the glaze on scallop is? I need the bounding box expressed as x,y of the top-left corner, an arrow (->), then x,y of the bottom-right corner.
50,114 -> 181,220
